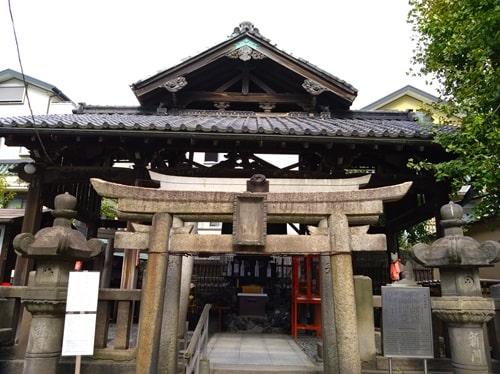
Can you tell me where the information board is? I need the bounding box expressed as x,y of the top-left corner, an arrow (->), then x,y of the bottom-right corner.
62,271 -> 100,357
381,286 -> 433,358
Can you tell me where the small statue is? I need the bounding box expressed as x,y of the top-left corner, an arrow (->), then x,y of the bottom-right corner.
390,252 -> 402,281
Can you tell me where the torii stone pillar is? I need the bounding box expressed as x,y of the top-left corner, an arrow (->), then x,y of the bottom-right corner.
115,217 -> 196,373
90,176 -> 412,374
316,219 -> 339,373
412,202 -> 500,373
329,211 -> 362,372
135,212 -> 173,374
158,218 -> 185,374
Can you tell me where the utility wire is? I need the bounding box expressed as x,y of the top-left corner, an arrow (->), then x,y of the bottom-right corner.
8,0 -> 54,165
8,0 -> 35,122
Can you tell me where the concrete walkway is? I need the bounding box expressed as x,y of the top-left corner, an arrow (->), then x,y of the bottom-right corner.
206,333 -> 323,373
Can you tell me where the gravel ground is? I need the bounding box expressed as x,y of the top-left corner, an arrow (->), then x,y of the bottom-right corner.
295,335 -> 322,363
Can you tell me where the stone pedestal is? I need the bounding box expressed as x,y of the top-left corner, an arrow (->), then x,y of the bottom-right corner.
433,297 -> 495,373
490,285 -> 500,360
411,202 -> 500,374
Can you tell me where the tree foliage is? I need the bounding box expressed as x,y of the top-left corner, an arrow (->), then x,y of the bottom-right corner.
0,174 -> 15,208
408,0 -> 500,221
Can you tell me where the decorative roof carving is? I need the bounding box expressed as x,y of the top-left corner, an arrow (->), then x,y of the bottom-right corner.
231,21 -> 269,41
214,102 -> 230,110
259,103 -> 275,113
226,45 -> 266,61
164,76 -> 187,92
302,79 -> 327,96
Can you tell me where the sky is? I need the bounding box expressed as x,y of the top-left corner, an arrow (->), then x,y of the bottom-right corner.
0,0 -> 438,110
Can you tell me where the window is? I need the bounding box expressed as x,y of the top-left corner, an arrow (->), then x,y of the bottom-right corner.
0,85 -> 25,103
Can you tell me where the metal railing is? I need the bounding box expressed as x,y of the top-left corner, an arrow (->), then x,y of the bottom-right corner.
183,303 -> 212,374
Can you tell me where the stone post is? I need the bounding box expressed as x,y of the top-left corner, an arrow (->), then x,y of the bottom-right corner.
328,211 -> 362,373
178,254 -> 194,339
158,252 -> 182,373
13,192 -> 103,374
354,275 -> 376,365
135,212 -> 172,374
411,202 -> 500,373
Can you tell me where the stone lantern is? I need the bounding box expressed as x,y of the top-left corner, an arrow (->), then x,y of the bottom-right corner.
13,192 -> 103,374
411,201 -> 500,373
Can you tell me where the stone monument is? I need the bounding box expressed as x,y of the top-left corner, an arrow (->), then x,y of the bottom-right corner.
411,201 -> 500,373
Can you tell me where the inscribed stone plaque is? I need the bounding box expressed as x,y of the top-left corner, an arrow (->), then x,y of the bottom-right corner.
233,194 -> 267,246
381,286 -> 433,358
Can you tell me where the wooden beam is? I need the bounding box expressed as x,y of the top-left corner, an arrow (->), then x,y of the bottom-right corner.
179,91 -> 312,105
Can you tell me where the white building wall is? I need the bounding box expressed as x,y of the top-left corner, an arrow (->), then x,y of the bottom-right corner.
0,79 -> 75,159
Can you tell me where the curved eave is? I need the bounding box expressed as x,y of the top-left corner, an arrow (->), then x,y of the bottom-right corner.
131,32 -> 357,105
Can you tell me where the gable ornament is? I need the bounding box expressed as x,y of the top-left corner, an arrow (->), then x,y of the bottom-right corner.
164,76 -> 188,92
302,79 -> 327,95
227,45 -> 266,62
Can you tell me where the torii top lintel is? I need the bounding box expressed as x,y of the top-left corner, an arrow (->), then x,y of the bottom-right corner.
90,178 -> 412,225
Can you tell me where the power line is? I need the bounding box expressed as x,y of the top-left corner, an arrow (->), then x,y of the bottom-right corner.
8,0 -> 53,165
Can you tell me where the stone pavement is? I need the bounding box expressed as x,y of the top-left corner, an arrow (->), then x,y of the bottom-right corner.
207,333 -> 323,373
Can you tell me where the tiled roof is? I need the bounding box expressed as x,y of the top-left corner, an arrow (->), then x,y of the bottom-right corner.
0,163 -> 18,175
0,208 -> 25,223
0,69 -> 72,102
0,161 -> 30,175
0,111 -> 439,140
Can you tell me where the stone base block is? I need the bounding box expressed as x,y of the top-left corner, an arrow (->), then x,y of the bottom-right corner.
376,356 -> 453,372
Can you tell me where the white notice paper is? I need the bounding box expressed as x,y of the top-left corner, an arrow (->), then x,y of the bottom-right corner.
61,313 -> 97,356
62,271 -> 100,357
66,271 -> 100,312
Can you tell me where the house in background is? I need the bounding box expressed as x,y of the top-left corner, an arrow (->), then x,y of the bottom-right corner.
0,68 -> 75,207
363,85 -> 500,282
361,84 -> 438,112
0,68 -> 74,116
0,69 -> 75,283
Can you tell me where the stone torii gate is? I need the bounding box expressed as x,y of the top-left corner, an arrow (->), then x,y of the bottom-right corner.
90,176 -> 412,373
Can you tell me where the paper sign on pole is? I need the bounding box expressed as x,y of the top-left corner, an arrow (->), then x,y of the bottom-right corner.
62,313 -> 97,356
66,271 -> 100,312
62,271 -> 100,357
